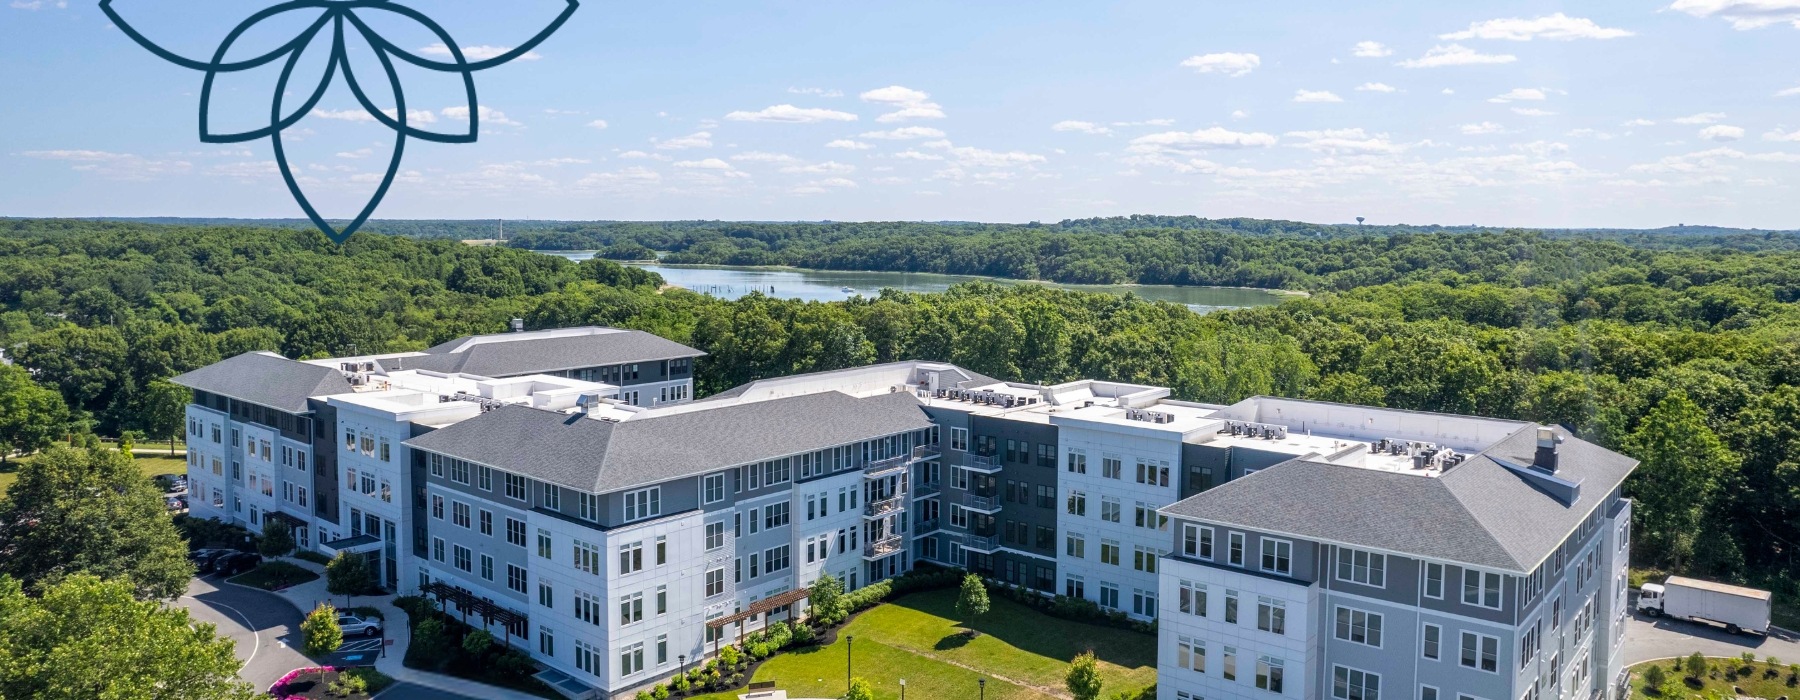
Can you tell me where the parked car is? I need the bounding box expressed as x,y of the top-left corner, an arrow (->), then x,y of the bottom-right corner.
188,548 -> 231,566
1639,576 -> 1772,635
212,551 -> 262,575
165,495 -> 187,512
336,614 -> 383,637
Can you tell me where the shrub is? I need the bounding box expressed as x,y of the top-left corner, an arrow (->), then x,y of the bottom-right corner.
394,595 -> 439,621
671,674 -> 690,692
844,677 -> 875,700
303,603 -> 344,656
1686,653 -> 1709,680
719,645 -> 741,668
258,519 -> 296,557
793,622 -> 816,645
1067,651 -> 1104,700
810,573 -> 847,625
650,684 -> 670,700
956,573 -> 991,621
328,669 -> 368,697
413,617 -> 450,658
1645,664 -> 1669,695
462,629 -> 495,657
327,552 -> 376,597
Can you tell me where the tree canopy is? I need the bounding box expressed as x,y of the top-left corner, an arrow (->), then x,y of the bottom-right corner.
0,447 -> 193,599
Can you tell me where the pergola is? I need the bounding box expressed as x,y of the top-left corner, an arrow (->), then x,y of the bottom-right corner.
704,586 -> 812,649
421,580 -> 530,645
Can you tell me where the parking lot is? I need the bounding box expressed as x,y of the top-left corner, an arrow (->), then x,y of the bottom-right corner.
1622,608 -> 1800,665
178,574 -> 313,690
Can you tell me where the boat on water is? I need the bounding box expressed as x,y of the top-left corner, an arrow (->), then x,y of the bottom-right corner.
840,287 -> 856,293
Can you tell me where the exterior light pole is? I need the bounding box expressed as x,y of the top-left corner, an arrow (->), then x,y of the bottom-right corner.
979,678 -> 986,699
846,635 -> 854,690
899,678 -> 907,700
678,654 -> 686,676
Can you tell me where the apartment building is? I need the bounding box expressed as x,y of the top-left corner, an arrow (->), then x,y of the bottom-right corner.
174,343 -> 1636,700
1155,402 -> 1637,700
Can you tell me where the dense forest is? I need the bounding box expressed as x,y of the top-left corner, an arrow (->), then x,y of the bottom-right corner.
2,218 -> 1799,613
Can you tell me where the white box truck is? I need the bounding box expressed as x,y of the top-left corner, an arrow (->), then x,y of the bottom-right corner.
1638,576 -> 1772,635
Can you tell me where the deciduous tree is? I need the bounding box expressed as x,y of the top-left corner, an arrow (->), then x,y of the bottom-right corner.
0,447 -> 191,598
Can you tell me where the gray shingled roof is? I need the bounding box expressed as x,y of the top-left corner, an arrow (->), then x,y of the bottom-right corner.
169,352 -> 353,414
1161,425 -> 1637,572
404,390 -> 935,494
384,330 -> 703,378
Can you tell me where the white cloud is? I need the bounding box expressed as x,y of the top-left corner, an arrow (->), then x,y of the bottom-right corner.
675,158 -> 735,169
1442,88 -> 1456,95
1284,128 -> 1408,154
730,151 -> 798,163
1699,124 -> 1746,141
1566,128 -> 1616,140
1356,82 -> 1398,93
787,87 -> 843,97
938,145 -> 1047,168
1488,88 -> 1548,102
420,44 -> 541,61
1511,107 -> 1558,117
858,126 -> 945,140
1440,13 -> 1634,41
1111,119 -> 1177,127
336,148 -> 374,159
574,167 -> 662,190
825,139 -> 873,150
860,85 -> 945,122
1778,86 -> 1800,97
1674,112 -> 1728,124
618,150 -> 671,161
655,131 -> 713,150
313,107 -> 437,124
441,106 -> 519,127
1765,127 -> 1800,141
1230,110 -> 1249,119
892,150 -> 944,161
1622,118 -> 1657,126
1128,127 -> 1279,154
724,104 -> 859,124
779,161 -> 857,174
1397,44 -> 1518,68
1669,0 -> 1800,30
1351,41 -> 1393,57
1052,120 -> 1114,135
1293,89 -> 1344,103
672,159 -> 748,180
1461,121 -> 1507,135
1179,52 -> 1261,77
22,149 -> 192,180
586,119 -> 608,130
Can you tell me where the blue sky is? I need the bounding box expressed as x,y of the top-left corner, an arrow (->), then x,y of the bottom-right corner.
3,0 -> 1798,228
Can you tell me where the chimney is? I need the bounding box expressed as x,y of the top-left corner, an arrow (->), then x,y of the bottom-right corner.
510,318 -> 525,333
1534,426 -> 1562,472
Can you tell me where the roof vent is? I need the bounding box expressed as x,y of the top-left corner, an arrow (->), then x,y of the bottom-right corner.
1534,426 -> 1562,473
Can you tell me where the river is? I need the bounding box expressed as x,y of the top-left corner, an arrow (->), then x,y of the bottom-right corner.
542,252 -> 1292,313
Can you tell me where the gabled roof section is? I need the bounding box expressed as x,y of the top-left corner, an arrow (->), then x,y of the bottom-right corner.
170,352 -> 352,414
404,390 -> 935,494
1161,425 -> 1637,572
386,327 -> 704,378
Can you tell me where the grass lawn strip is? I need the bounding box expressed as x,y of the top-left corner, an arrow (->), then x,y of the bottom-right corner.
688,588 -> 1155,700
1628,656 -> 1799,699
0,451 -> 189,494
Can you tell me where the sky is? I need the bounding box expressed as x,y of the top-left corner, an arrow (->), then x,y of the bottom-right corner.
2,0 -> 1799,229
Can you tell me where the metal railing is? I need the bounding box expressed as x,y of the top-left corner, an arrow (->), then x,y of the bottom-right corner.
911,445 -> 941,461
864,496 -> 904,518
963,454 -> 1001,472
961,493 -> 1003,512
912,481 -> 941,498
863,455 -> 908,476
863,535 -> 903,559
959,533 -> 1001,552
913,517 -> 940,534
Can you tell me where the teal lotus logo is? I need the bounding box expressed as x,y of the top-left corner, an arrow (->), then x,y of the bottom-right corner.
100,0 -> 578,242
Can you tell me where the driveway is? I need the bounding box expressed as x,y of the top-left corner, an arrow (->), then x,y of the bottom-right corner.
1622,608 -> 1800,665
179,574 -> 314,690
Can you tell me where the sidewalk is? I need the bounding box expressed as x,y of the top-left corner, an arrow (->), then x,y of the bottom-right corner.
252,557 -> 548,700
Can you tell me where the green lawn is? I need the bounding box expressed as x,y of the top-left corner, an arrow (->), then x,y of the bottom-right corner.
1628,657 -> 1799,700
690,588 -> 1157,700
0,451 -> 189,496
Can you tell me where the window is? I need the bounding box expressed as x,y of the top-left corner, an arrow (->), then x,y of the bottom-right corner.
574,639 -> 601,676
705,568 -> 725,597
1065,533 -> 1086,558
537,529 -> 553,558
573,539 -> 601,575
1333,666 -> 1380,700
1067,449 -> 1087,474
1065,575 -> 1085,599
1224,589 -> 1240,623
506,518 -> 526,547
1100,540 -> 1121,566
763,545 -> 790,574
573,590 -> 602,624
539,626 -> 555,657
577,493 -> 600,522
656,536 -> 667,565
1183,524 -> 1214,559
1519,624 -> 1540,670
541,484 -> 560,510
620,592 -> 644,625
1228,532 -> 1245,566
480,554 -> 494,580
1102,456 -> 1122,479
703,473 -> 726,503
504,473 -> 527,500
1460,632 -> 1499,673
1261,538 -> 1292,575
706,521 -> 726,550
1177,636 -> 1206,673
1222,646 -> 1237,681
538,581 -> 554,608
1132,545 -> 1158,573
1462,569 -> 1502,609
1066,491 -> 1087,516
448,458 -> 469,484
1337,548 -> 1386,587
619,542 -> 644,574
1179,580 -> 1208,617
478,509 -> 493,536
1257,596 -> 1287,635
765,502 -> 790,529
1098,583 -> 1119,609
1421,623 -> 1441,660
452,501 -> 470,528
476,465 -> 491,490
950,427 -> 968,451
619,642 -> 644,677
432,537 -> 445,562
453,545 -> 472,572
1100,497 -> 1120,523
656,585 -> 668,615
1256,656 -> 1286,694
1133,589 -> 1157,617
1421,688 -> 1438,700
624,487 -> 661,522
1335,607 -> 1383,647
1424,563 -> 1445,599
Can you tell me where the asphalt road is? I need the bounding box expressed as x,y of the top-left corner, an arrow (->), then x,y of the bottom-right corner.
1621,608 -> 1800,665
179,574 -> 313,691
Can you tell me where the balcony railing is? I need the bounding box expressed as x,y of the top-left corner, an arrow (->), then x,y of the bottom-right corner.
863,535 -> 903,559
912,481 -> 941,498
961,493 -> 1003,513
963,454 -> 1002,473
959,533 -> 1001,553
864,496 -> 904,518
863,455 -> 908,477
911,445 -> 941,461
913,517 -> 940,534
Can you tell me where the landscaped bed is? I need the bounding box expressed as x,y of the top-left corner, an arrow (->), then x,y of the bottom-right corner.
394,595 -> 562,699
268,666 -> 394,699
1629,653 -> 1799,699
688,587 -> 1157,700
228,560 -> 320,591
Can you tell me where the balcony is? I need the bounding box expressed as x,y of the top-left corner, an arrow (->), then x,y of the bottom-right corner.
863,455 -> 908,479
911,444 -> 941,462
961,493 -> 1003,513
959,533 -> 1001,553
962,454 -> 1002,474
863,535 -> 903,560
913,518 -> 940,534
912,482 -> 941,498
864,496 -> 904,519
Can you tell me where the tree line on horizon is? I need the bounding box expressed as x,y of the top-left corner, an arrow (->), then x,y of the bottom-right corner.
1,217 -> 1798,615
